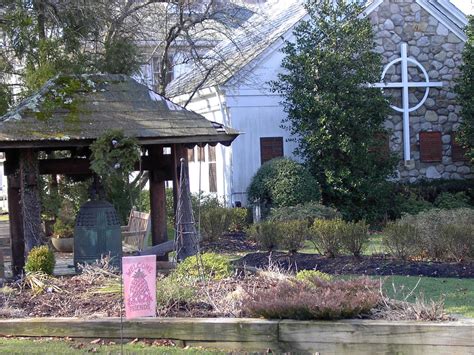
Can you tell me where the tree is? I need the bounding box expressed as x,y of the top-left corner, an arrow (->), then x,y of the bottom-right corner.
1,0 -> 257,108
272,0 -> 396,221
456,16 -> 474,163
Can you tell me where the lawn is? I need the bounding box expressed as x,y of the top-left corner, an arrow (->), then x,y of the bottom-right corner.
0,338 -> 222,354
380,275 -> 474,318
299,233 -> 386,255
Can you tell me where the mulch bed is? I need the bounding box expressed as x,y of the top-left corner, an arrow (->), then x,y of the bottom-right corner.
236,252 -> 474,278
201,232 -> 259,253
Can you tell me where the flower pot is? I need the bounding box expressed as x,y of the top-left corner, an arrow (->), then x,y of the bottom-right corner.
51,237 -> 74,253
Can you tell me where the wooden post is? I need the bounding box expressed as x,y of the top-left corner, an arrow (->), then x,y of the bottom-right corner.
148,146 -> 168,261
19,149 -> 44,253
5,151 -> 25,276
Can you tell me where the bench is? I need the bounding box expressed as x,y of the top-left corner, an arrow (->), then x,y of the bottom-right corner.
122,210 -> 150,251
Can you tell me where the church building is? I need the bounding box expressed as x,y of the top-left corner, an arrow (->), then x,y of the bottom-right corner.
168,0 -> 472,206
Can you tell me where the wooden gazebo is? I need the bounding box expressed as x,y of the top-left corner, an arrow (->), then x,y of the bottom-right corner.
0,74 -> 239,275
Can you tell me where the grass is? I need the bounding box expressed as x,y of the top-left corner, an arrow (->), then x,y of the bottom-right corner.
0,214 -> 8,222
0,338 -> 223,354
379,275 -> 474,318
299,234 -> 386,256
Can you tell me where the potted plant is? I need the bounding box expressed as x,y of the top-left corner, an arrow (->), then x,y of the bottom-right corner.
51,200 -> 75,252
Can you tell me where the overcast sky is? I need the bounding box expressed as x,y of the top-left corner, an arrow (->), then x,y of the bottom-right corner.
451,0 -> 473,15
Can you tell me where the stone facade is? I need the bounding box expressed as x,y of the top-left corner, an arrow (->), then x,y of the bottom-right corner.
369,0 -> 472,182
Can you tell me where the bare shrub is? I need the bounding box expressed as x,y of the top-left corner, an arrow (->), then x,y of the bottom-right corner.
246,221 -> 282,251
309,219 -> 345,257
441,223 -> 474,262
278,220 -> 309,253
242,277 -> 381,320
340,220 -> 369,257
382,217 -> 420,260
371,296 -> 450,321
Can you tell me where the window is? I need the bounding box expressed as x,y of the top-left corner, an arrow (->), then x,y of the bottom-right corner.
419,131 -> 442,162
208,146 -> 217,192
260,137 -> 284,164
198,146 -> 205,162
451,132 -> 468,162
187,148 -> 195,162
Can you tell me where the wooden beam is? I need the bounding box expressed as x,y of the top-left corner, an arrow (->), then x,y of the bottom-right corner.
148,146 -> 169,261
5,151 -> 25,276
19,149 -> 44,253
37,156 -> 173,176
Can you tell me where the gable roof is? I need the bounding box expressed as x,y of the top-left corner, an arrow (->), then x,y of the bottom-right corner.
166,0 -> 306,97
167,0 -> 468,98
0,74 -> 238,149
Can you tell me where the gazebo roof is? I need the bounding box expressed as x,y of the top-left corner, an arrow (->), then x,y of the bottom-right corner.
0,74 -> 239,149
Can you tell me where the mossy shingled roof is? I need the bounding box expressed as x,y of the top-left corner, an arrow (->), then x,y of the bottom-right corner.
0,74 -> 239,148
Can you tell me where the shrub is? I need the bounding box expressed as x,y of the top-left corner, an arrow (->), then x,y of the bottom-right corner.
340,220 -> 369,257
383,208 -> 474,261
295,269 -> 332,283
393,179 -> 474,204
393,193 -> 433,216
175,253 -> 232,280
242,277 -> 381,320
229,207 -> 249,232
382,217 -> 420,260
246,221 -> 282,251
268,202 -> 340,223
52,218 -> 74,238
247,158 -> 321,207
277,220 -> 308,253
415,208 -> 474,260
434,192 -> 472,210
200,207 -> 233,242
156,275 -> 196,308
25,245 -> 56,275
309,219 -> 345,257
441,223 -> 474,262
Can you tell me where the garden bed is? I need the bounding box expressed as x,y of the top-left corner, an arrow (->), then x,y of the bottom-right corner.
237,252 -> 474,278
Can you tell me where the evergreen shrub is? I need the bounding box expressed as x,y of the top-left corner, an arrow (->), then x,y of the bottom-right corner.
175,253 -> 232,280
25,245 -> 56,275
295,269 -> 332,283
268,202 -> 339,223
247,158 -> 321,208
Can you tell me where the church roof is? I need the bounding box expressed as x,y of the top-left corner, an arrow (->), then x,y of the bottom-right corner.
166,0 -> 468,98
166,0 -> 306,97
0,74 -> 239,149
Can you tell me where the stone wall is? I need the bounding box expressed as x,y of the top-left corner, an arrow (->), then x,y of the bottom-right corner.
369,0 -> 472,182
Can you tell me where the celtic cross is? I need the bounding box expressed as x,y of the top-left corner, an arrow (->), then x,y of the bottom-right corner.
372,43 -> 443,162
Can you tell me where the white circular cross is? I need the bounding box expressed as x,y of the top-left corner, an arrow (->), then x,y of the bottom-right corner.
380,56 -> 432,113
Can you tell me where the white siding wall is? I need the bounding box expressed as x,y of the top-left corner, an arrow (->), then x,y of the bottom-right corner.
172,38 -> 299,206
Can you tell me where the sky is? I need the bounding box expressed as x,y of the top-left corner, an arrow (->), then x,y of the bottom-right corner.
451,0 -> 473,15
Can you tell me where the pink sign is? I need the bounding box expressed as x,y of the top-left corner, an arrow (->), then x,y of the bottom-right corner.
123,255 -> 156,319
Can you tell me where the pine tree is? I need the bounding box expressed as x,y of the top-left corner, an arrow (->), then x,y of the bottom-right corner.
272,0 -> 396,221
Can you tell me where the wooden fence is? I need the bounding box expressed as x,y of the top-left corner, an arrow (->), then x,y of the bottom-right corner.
0,317 -> 473,353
